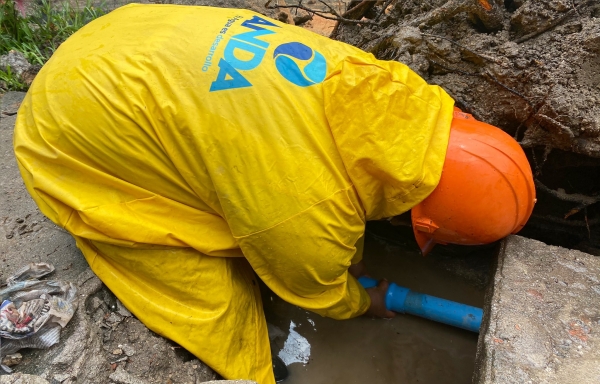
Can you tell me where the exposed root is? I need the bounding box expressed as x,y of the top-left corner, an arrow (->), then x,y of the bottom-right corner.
514,0 -> 592,43
422,33 -> 502,65
428,61 -> 535,110
535,179 -> 600,206
264,0 -> 380,26
409,0 -> 504,31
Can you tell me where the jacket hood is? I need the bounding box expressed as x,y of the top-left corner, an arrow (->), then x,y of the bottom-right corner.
323,55 -> 455,220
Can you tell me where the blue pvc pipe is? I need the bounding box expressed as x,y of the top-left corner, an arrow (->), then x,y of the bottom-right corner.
358,276 -> 483,333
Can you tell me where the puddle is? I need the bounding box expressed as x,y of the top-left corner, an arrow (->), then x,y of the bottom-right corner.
263,230 -> 487,384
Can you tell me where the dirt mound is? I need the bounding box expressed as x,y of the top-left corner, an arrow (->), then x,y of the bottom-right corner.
322,0 -> 600,253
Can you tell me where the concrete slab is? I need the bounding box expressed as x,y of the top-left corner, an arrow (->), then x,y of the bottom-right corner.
474,235 -> 600,384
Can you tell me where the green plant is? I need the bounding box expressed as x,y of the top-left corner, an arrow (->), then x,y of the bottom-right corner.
0,65 -> 27,91
0,0 -> 105,82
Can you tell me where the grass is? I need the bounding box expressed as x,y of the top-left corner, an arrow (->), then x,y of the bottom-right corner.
0,0 -> 105,91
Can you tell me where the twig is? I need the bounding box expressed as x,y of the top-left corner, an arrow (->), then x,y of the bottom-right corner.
375,0 -> 396,21
530,213 -> 599,228
585,208 -> 591,239
319,0 -> 343,18
408,0 -> 469,29
428,60 -> 535,109
534,113 -> 575,138
429,59 -> 480,76
265,0 -> 380,25
330,0 -> 383,39
480,71 -> 534,109
514,0 -> 592,43
535,179 -> 600,206
514,84 -> 554,141
421,33 -> 501,64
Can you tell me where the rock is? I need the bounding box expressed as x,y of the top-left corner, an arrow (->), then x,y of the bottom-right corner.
474,235 -> 600,384
116,300 -> 132,317
392,26 -> 423,48
293,14 -> 312,25
0,51 -> 31,78
109,366 -> 148,384
1,91 -> 27,116
119,344 -> 136,357
583,28 -> 600,53
1,353 -> 23,367
51,373 -> 70,382
391,26 -> 423,60
0,374 -> 49,384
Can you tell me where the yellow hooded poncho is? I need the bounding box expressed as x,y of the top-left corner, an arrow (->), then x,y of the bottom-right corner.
14,4 -> 454,383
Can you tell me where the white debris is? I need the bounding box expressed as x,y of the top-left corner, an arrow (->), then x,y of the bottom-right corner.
277,321 -> 311,366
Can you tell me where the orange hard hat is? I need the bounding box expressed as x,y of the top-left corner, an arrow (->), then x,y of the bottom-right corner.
411,108 -> 536,255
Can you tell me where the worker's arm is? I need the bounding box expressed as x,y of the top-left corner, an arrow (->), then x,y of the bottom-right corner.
348,260 -> 395,318
236,188 -> 375,320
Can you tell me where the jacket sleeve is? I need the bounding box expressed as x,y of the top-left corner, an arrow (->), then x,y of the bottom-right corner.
236,187 -> 371,320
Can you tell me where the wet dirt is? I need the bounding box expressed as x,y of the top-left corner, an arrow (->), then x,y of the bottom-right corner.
263,229 -> 488,384
331,0 -> 600,254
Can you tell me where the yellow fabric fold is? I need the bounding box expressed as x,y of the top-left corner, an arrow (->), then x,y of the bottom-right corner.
14,4 -> 455,382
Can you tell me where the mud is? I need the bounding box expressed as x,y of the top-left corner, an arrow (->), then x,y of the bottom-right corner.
328,0 -> 600,254
264,229 -> 489,384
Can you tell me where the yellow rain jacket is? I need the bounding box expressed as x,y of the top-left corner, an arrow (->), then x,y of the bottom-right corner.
14,4 -> 454,383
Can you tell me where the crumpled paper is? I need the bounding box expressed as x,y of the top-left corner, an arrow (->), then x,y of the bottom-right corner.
0,263 -> 77,373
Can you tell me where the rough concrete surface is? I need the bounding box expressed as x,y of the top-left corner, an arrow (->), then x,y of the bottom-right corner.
0,373 -> 50,384
1,93 -> 221,382
474,235 -> 600,384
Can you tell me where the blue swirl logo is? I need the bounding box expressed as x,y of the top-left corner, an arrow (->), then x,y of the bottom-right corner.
273,42 -> 327,87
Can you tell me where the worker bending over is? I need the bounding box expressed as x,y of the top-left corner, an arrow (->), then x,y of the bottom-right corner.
14,4 -> 535,383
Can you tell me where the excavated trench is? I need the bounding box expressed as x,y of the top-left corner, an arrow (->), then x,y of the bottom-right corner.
262,2 -> 600,380
330,0 -> 600,256
263,223 -> 494,384
3,0 -> 598,382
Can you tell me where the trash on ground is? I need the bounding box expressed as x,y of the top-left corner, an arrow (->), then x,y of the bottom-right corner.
0,263 -> 77,373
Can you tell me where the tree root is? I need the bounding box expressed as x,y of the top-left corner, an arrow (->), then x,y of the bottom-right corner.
264,0 -> 380,26
535,179 -> 600,206
409,0 -> 504,31
514,0 -> 593,43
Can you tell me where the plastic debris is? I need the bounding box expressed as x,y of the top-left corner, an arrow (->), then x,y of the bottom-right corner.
0,262 -> 77,373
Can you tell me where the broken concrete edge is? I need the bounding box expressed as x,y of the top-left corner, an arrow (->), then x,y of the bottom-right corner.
0,372 -> 257,384
0,373 -> 50,384
472,238 -> 507,383
473,235 -> 600,384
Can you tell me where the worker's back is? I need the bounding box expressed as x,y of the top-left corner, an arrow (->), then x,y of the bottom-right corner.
15,3 -> 454,319
14,6 -> 456,381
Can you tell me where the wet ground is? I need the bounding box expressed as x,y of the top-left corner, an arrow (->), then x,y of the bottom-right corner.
263,225 -> 490,384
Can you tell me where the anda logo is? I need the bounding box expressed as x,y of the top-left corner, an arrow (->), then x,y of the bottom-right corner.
273,42 -> 326,87
209,15 -> 327,92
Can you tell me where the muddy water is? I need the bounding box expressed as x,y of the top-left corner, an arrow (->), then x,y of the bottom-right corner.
263,233 -> 487,384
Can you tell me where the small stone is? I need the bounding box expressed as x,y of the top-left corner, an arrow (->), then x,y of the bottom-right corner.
1,352 -> 22,366
277,12 -> 288,23
112,348 -> 123,355
53,373 -> 71,382
121,344 -> 136,357
116,299 -> 132,317
583,30 -> 600,52
106,312 -> 123,324
0,50 -> 30,77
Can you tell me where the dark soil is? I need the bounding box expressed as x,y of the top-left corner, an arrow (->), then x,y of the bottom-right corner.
328,0 -> 600,254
